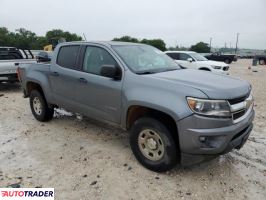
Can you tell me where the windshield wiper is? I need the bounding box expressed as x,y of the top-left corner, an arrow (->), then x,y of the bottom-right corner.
136,71 -> 156,75
161,68 -> 179,72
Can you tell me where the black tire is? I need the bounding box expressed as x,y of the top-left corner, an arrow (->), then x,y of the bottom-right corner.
130,117 -> 178,172
30,90 -> 54,122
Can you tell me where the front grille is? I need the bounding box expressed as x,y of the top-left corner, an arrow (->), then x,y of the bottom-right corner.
232,109 -> 246,120
228,92 -> 253,123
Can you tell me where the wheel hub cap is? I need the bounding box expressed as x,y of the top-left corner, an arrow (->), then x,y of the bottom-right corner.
33,97 -> 42,115
147,138 -> 157,150
138,129 -> 165,161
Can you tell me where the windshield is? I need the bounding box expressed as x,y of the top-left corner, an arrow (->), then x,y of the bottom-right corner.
112,45 -> 180,74
189,52 -> 208,61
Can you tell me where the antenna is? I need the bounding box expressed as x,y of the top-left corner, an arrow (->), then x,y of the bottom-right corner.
235,33 -> 240,54
83,33 -> 87,41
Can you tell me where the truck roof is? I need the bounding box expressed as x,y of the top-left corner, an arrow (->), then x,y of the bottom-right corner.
58,41 -> 145,47
164,51 -> 196,54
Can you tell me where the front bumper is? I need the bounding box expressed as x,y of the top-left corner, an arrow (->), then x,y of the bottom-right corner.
177,109 -> 254,166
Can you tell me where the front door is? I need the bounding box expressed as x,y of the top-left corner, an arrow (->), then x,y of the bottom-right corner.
75,45 -> 123,123
176,53 -> 196,69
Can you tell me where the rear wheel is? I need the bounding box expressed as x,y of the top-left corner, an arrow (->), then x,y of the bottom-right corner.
130,117 -> 178,172
30,90 -> 54,122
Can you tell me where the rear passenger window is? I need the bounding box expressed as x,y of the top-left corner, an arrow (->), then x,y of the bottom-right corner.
57,45 -> 80,69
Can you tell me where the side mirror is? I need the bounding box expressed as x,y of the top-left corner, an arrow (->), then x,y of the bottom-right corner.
100,65 -> 121,80
37,52 -> 51,63
187,58 -> 193,62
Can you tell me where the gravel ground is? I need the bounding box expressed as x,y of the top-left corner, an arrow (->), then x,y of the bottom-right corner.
0,59 -> 265,200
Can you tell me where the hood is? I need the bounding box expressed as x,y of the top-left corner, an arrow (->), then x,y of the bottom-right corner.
196,60 -> 228,66
150,69 -> 250,100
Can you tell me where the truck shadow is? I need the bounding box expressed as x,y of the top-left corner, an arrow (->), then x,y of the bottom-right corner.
52,108 -> 240,176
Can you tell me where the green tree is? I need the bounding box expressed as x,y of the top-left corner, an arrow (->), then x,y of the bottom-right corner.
140,39 -> 166,51
13,28 -> 38,49
112,36 -> 167,51
168,45 -> 188,51
0,27 -> 10,46
0,27 -> 83,50
45,29 -> 82,46
190,42 -> 210,53
113,35 -> 139,43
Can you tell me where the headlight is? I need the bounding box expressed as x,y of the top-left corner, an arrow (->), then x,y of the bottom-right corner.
211,65 -> 222,69
187,97 -> 231,117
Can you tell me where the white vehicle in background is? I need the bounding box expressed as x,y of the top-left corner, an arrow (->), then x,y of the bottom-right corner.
165,51 -> 229,75
0,47 -> 36,82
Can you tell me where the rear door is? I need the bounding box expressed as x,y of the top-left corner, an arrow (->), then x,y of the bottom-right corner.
49,45 -> 83,111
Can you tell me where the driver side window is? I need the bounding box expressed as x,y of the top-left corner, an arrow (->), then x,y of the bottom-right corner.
179,53 -> 192,61
83,46 -> 118,76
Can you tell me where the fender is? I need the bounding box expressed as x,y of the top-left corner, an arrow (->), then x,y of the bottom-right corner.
25,69 -> 54,104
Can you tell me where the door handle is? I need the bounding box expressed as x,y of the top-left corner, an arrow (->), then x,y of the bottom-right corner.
79,78 -> 87,84
51,71 -> 59,76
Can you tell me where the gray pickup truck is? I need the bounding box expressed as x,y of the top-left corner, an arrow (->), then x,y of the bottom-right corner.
18,41 -> 254,172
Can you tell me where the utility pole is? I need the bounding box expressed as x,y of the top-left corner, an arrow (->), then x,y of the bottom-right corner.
235,33 -> 239,54
209,37 -> 212,53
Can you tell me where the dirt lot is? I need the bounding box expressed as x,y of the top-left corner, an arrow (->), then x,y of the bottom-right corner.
0,59 -> 266,200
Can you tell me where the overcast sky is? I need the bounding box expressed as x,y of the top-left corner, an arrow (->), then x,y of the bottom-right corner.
1,0 -> 265,49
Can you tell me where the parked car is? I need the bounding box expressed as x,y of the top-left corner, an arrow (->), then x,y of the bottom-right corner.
0,47 -> 36,82
165,51 -> 229,75
254,55 -> 266,65
204,52 -> 237,64
18,42 -> 254,172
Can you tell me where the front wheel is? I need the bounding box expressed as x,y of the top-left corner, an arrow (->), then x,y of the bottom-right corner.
130,117 -> 178,172
30,90 -> 54,122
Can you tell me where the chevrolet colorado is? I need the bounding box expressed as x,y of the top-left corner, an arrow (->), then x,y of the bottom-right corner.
18,41 -> 254,172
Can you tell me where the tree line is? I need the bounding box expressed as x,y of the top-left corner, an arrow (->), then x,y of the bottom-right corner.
113,36 -> 210,53
0,27 -> 211,53
0,27 -> 82,50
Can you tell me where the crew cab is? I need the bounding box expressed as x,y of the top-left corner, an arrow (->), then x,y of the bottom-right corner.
0,47 -> 36,82
18,42 -> 254,172
165,51 -> 229,75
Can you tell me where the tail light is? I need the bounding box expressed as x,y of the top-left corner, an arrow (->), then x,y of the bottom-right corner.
16,67 -> 21,82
